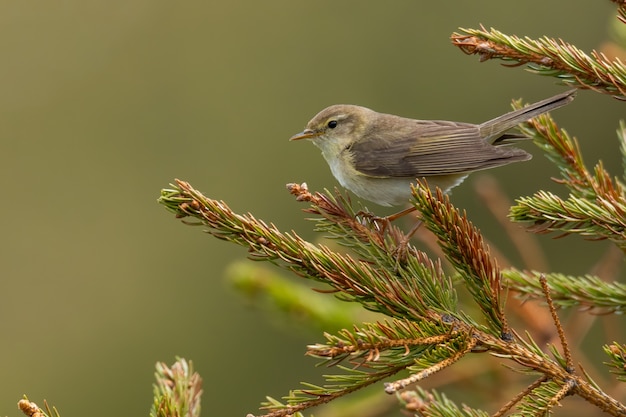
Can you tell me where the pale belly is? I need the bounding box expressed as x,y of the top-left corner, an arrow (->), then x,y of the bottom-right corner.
326,153 -> 467,206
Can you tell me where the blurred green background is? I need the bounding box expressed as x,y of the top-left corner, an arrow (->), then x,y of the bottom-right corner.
1,1 -> 624,416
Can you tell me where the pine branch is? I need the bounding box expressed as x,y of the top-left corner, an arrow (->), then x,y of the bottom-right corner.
256,365 -> 406,417
492,377 -> 549,417
159,180 -> 626,416
451,25 -> 626,97
514,103 -> 625,201
411,182 -> 509,338
306,319 -> 453,366
540,275 -> 574,372
503,269 -> 626,313
384,333 -> 478,394
160,180 -> 457,322
504,99 -> 626,251
151,358 -> 202,417
516,379 -> 576,416
511,190 -> 626,249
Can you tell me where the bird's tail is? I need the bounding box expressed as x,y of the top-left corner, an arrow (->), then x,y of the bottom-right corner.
480,89 -> 576,143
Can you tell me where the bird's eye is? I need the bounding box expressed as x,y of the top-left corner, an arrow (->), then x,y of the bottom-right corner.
327,120 -> 338,129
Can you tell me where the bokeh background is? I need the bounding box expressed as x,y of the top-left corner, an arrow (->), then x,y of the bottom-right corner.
1,1 -> 624,416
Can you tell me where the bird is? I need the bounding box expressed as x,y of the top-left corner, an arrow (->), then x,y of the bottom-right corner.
290,90 -> 575,211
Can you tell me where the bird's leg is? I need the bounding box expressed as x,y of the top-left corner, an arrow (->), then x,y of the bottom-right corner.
376,206 -> 418,235
385,206 -> 417,222
403,218 -> 424,241
355,206 -> 424,262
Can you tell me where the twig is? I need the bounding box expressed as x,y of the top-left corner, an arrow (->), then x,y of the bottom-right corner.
492,376 -> 549,417
540,274 -> 574,372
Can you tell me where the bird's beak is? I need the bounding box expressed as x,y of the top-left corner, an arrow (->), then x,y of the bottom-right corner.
289,128 -> 319,141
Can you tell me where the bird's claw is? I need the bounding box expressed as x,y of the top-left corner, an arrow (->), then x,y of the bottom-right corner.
355,211 -> 390,234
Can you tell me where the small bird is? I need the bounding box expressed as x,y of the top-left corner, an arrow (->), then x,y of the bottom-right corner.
290,90 -> 575,209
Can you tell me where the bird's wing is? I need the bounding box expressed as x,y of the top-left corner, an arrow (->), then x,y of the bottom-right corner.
350,120 -> 531,178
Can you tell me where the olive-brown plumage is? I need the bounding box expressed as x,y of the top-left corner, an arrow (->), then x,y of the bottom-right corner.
290,90 -> 575,206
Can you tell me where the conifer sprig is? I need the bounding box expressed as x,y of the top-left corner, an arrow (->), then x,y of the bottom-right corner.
160,180 -> 456,321
150,358 -> 202,417
451,25 -> 626,97
506,104 -> 626,250
503,269 -> 626,313
158,180 -> 626,417
411,183 -> 509,338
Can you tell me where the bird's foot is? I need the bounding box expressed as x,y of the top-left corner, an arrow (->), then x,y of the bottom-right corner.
355,210 -> 391,234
